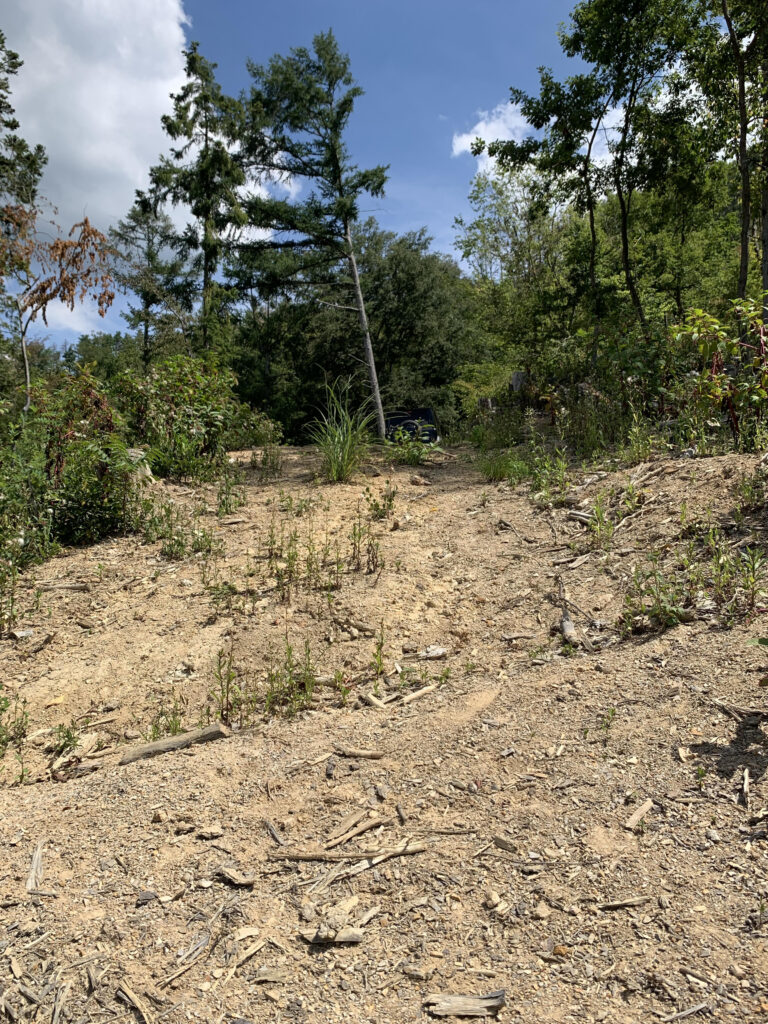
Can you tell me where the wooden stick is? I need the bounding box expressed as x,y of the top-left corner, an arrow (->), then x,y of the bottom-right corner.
272,841 -> 424,863
400,684 -> 437,706
359,692 -> 386,709
117,981 -> 154,1024
119,723 -> 230,765
333,745 -> 383,759
624,799 -> 653,831
598,895 -> 651,911
325,816 -> 392,850
656,1003 -> 709,1023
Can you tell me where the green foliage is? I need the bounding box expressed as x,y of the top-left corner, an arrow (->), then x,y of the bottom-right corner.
673,299 -> 768,448
142,498 -> 220,561
363,480 -> 397,520
254,443 -> 283,481
264,639 -> 318,718
117,356 -> 239,481
478,449 -> 531,484
307,381 -> 373,483
384,427 -> 438,466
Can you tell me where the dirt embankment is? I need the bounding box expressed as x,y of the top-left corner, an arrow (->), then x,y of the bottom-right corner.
1,448 -> 767,1023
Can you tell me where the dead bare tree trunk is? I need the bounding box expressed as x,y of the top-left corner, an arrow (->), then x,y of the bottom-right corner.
16,298 -> 31,414
723,0 -> 751,302
344,222 -> 386,439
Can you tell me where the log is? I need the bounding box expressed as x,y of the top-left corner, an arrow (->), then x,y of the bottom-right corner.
118,723 -> 230,765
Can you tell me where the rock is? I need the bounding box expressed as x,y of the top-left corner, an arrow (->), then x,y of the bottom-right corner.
533,901 -> 552,920
9,629 -> 34,641
136,890 -> 158,907
197,824 -> 224,840
151,809 -> 168,824
410,475 -> 431,486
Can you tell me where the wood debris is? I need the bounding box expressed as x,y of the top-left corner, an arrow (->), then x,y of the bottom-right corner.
423,990 -> 506,1017
118,722 -> 230,764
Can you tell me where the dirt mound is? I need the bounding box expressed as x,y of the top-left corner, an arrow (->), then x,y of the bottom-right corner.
1,449 -> 767,1023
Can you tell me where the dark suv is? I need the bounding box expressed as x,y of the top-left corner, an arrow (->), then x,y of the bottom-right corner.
384,408 -> 441,444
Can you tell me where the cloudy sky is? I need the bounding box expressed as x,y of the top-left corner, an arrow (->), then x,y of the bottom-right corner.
3,0 -> 574,344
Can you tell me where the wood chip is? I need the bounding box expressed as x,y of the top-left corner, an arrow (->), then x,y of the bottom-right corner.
26,842 -> 44,892
423,990 -> 506,1017
214,865 -> 255,887
333,745 -> 383,759
624,798 -> 654,831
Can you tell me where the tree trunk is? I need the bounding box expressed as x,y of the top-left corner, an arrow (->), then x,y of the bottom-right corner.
762,41 -> 768,321
344,223 -> 386,439
723,0 -> 751,301
614,81 -> 649,340
17,299 -> 31,414
142,304 -> 151,370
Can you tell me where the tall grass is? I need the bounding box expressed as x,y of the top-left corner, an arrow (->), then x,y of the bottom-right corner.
307,382 -> 373,483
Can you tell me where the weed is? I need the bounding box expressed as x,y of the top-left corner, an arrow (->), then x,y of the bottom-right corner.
255,443 -> 283,481
217,464 -> 246,516
590,492 -> 614,550
147,690 -> 187,740
371,624 -> 386,678
364,480 -> 397,520
143,499 -> 220,561
264,639 -> 317,718
478,450 -> 531,484
735,469 -> 766,513
384,427 -> 440,466
51,721 -> 79,758
600,707 -> 616,739
696,765 -> 708,790
0,691 -> 29,784
307,380 -> 373,483
278,490 -> 315,517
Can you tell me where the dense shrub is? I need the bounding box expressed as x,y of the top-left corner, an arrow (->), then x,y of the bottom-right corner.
116,356 -> 239,481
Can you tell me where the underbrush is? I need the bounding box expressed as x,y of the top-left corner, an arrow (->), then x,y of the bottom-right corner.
0,362 -> 274,636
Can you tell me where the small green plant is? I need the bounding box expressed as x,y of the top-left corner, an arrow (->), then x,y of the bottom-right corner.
734,470 -> 765,513
51,721 -> 79,758
371,624 -> 386,678
217,464 -> 246,516
147,690 -> 187,741
254,443 -> 283,481
364,480 -> 397,520
740,546 -> 766,610
264,639 -> 317,718
600,706 -> 616,743
696,765 -> 708,790
143,499 -> 220,561
384,427 -> 439,466
478,450 -> 531,484
278,491 -> 315,517
307,380 -> 373,484
590,492 -> 614,550
0,690 -> 29,784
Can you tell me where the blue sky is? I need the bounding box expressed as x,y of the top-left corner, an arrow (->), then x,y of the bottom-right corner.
185,0 -> 575,251
4,0 -> 576,346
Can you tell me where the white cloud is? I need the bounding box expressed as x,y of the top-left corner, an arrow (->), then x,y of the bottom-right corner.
452,102 -> 529,171
3,0 -> 189,341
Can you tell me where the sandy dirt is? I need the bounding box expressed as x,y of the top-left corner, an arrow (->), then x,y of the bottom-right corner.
1,447 -> 768,1023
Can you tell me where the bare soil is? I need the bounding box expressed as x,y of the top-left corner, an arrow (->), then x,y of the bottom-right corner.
1,447 -> 768,1023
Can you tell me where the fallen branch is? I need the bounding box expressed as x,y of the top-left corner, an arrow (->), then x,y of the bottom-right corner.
119,723 -> 230,765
